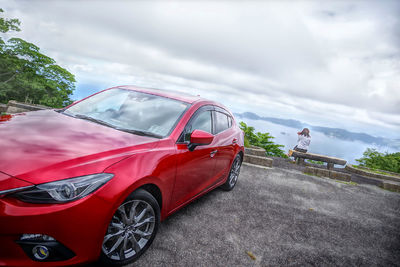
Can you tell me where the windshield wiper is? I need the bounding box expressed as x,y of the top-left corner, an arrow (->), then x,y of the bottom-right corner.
74,114 -> 116,129
74,114 -> 162,139
114,128 -> 162,139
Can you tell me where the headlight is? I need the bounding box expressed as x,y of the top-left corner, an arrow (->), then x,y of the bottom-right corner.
13,173 -> 114,203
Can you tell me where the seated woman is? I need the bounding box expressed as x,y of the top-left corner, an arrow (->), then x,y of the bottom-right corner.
292,128 -> 311,162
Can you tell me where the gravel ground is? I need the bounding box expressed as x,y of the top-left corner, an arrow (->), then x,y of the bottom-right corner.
125,164 -> 400,266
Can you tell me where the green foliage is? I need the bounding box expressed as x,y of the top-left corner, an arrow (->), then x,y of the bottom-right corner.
307,159 -> 324,165
0,8 -> 20,34
356,148 -> 400,174
0,8 -> 75,108
239,121 -> 287,158
239,121 -> 257,147
243,136 -> 250,148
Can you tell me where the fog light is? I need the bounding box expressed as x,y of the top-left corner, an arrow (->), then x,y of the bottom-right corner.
17,234 -> 75,261
32,245 -> 49,260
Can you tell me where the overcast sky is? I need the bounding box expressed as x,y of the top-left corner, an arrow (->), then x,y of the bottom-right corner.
1,0 -> 399,138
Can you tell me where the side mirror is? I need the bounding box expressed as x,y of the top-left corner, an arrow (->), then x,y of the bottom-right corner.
188,130 -> 214,151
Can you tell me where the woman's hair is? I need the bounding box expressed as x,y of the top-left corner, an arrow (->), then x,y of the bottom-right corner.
300,128 -> 310,137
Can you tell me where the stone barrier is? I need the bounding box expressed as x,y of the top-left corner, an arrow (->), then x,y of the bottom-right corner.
356,165 -> 400,177
345,165 -> 400,183
381,182 -> 400,192
304,166 -> 351,182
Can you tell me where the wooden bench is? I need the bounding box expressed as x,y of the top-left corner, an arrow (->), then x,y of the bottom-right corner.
291,151 -> 347,170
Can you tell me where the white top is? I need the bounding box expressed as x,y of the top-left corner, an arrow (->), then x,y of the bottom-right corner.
297,134 -> 311,150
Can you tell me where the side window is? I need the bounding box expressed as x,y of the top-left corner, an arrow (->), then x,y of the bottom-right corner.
183,111 -> 212,142
215,111 -> 229,134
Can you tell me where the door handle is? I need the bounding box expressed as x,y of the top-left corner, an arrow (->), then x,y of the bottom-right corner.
232,138 -> 238,144
210,150 -> 218,158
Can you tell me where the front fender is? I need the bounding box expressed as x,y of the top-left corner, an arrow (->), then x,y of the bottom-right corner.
99,139 -> 178,221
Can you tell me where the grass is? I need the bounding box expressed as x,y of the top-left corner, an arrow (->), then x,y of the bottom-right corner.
335,180 -> 358,186
307,159 -> 324,165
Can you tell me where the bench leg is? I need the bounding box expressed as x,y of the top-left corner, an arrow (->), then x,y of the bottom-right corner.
327,163 -> 334,170
297,158 -> 305,165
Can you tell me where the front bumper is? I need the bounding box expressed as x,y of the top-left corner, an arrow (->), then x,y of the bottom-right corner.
0,192 -> 114,266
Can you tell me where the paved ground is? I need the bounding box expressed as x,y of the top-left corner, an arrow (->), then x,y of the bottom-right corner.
126,164 -> 400,266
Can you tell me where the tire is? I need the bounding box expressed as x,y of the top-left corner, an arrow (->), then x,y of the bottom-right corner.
99,189 -> 160,266
221,154 -> 242,191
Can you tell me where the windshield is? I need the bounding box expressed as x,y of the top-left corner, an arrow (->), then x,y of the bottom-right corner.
63,88 -> 189,138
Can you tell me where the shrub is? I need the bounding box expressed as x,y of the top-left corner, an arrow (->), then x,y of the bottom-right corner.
356,148 -> 400,174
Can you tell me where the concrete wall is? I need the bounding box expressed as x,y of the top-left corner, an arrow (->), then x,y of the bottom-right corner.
304,166 -> 351,182
4,100 -> 51,114
0,103 -> 7,113
345,165 -> 400,183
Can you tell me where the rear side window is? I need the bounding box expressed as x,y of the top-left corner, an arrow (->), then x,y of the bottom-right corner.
215,111 -> 230,134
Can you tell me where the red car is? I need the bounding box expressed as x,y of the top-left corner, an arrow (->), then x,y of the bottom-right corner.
0,86 -> 244,266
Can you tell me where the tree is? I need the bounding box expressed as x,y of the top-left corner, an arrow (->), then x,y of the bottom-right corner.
0,8 -> 75,108
239,121 -> 258,146
255,131 -> 287,158
239,121 -> 287,158
356,148 -> 400,174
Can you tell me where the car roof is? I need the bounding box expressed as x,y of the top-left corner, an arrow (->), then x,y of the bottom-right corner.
116,85 -> 205,104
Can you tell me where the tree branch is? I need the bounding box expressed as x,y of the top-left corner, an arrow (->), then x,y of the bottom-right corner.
0,71 -> 14,77
1,73 -> 16,84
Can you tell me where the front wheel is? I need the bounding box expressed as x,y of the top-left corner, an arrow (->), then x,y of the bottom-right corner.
99,189 -> 160,266
221,154 -> 242,191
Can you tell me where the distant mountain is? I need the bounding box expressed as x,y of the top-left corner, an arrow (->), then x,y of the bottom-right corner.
235,112 -> 400,150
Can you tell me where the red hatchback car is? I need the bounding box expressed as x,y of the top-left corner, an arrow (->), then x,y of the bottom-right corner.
0,86 -> 244,266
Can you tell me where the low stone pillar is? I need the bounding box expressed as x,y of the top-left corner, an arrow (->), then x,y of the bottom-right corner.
243,155 -> 273,168
245,147 -> 266,157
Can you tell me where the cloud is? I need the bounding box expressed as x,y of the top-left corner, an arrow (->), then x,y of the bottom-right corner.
1,0 -> 399,137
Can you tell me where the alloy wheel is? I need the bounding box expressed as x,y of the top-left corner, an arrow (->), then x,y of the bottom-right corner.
228,156 -> 241,187
102,200 -> 156,261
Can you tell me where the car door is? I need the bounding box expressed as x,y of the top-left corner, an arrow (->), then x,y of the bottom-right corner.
169,106 -> 218,210
212,108 -> 236,181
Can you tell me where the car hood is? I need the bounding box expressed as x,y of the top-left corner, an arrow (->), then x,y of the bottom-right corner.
0,171 -> 34,192
0,110 -> 158,185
